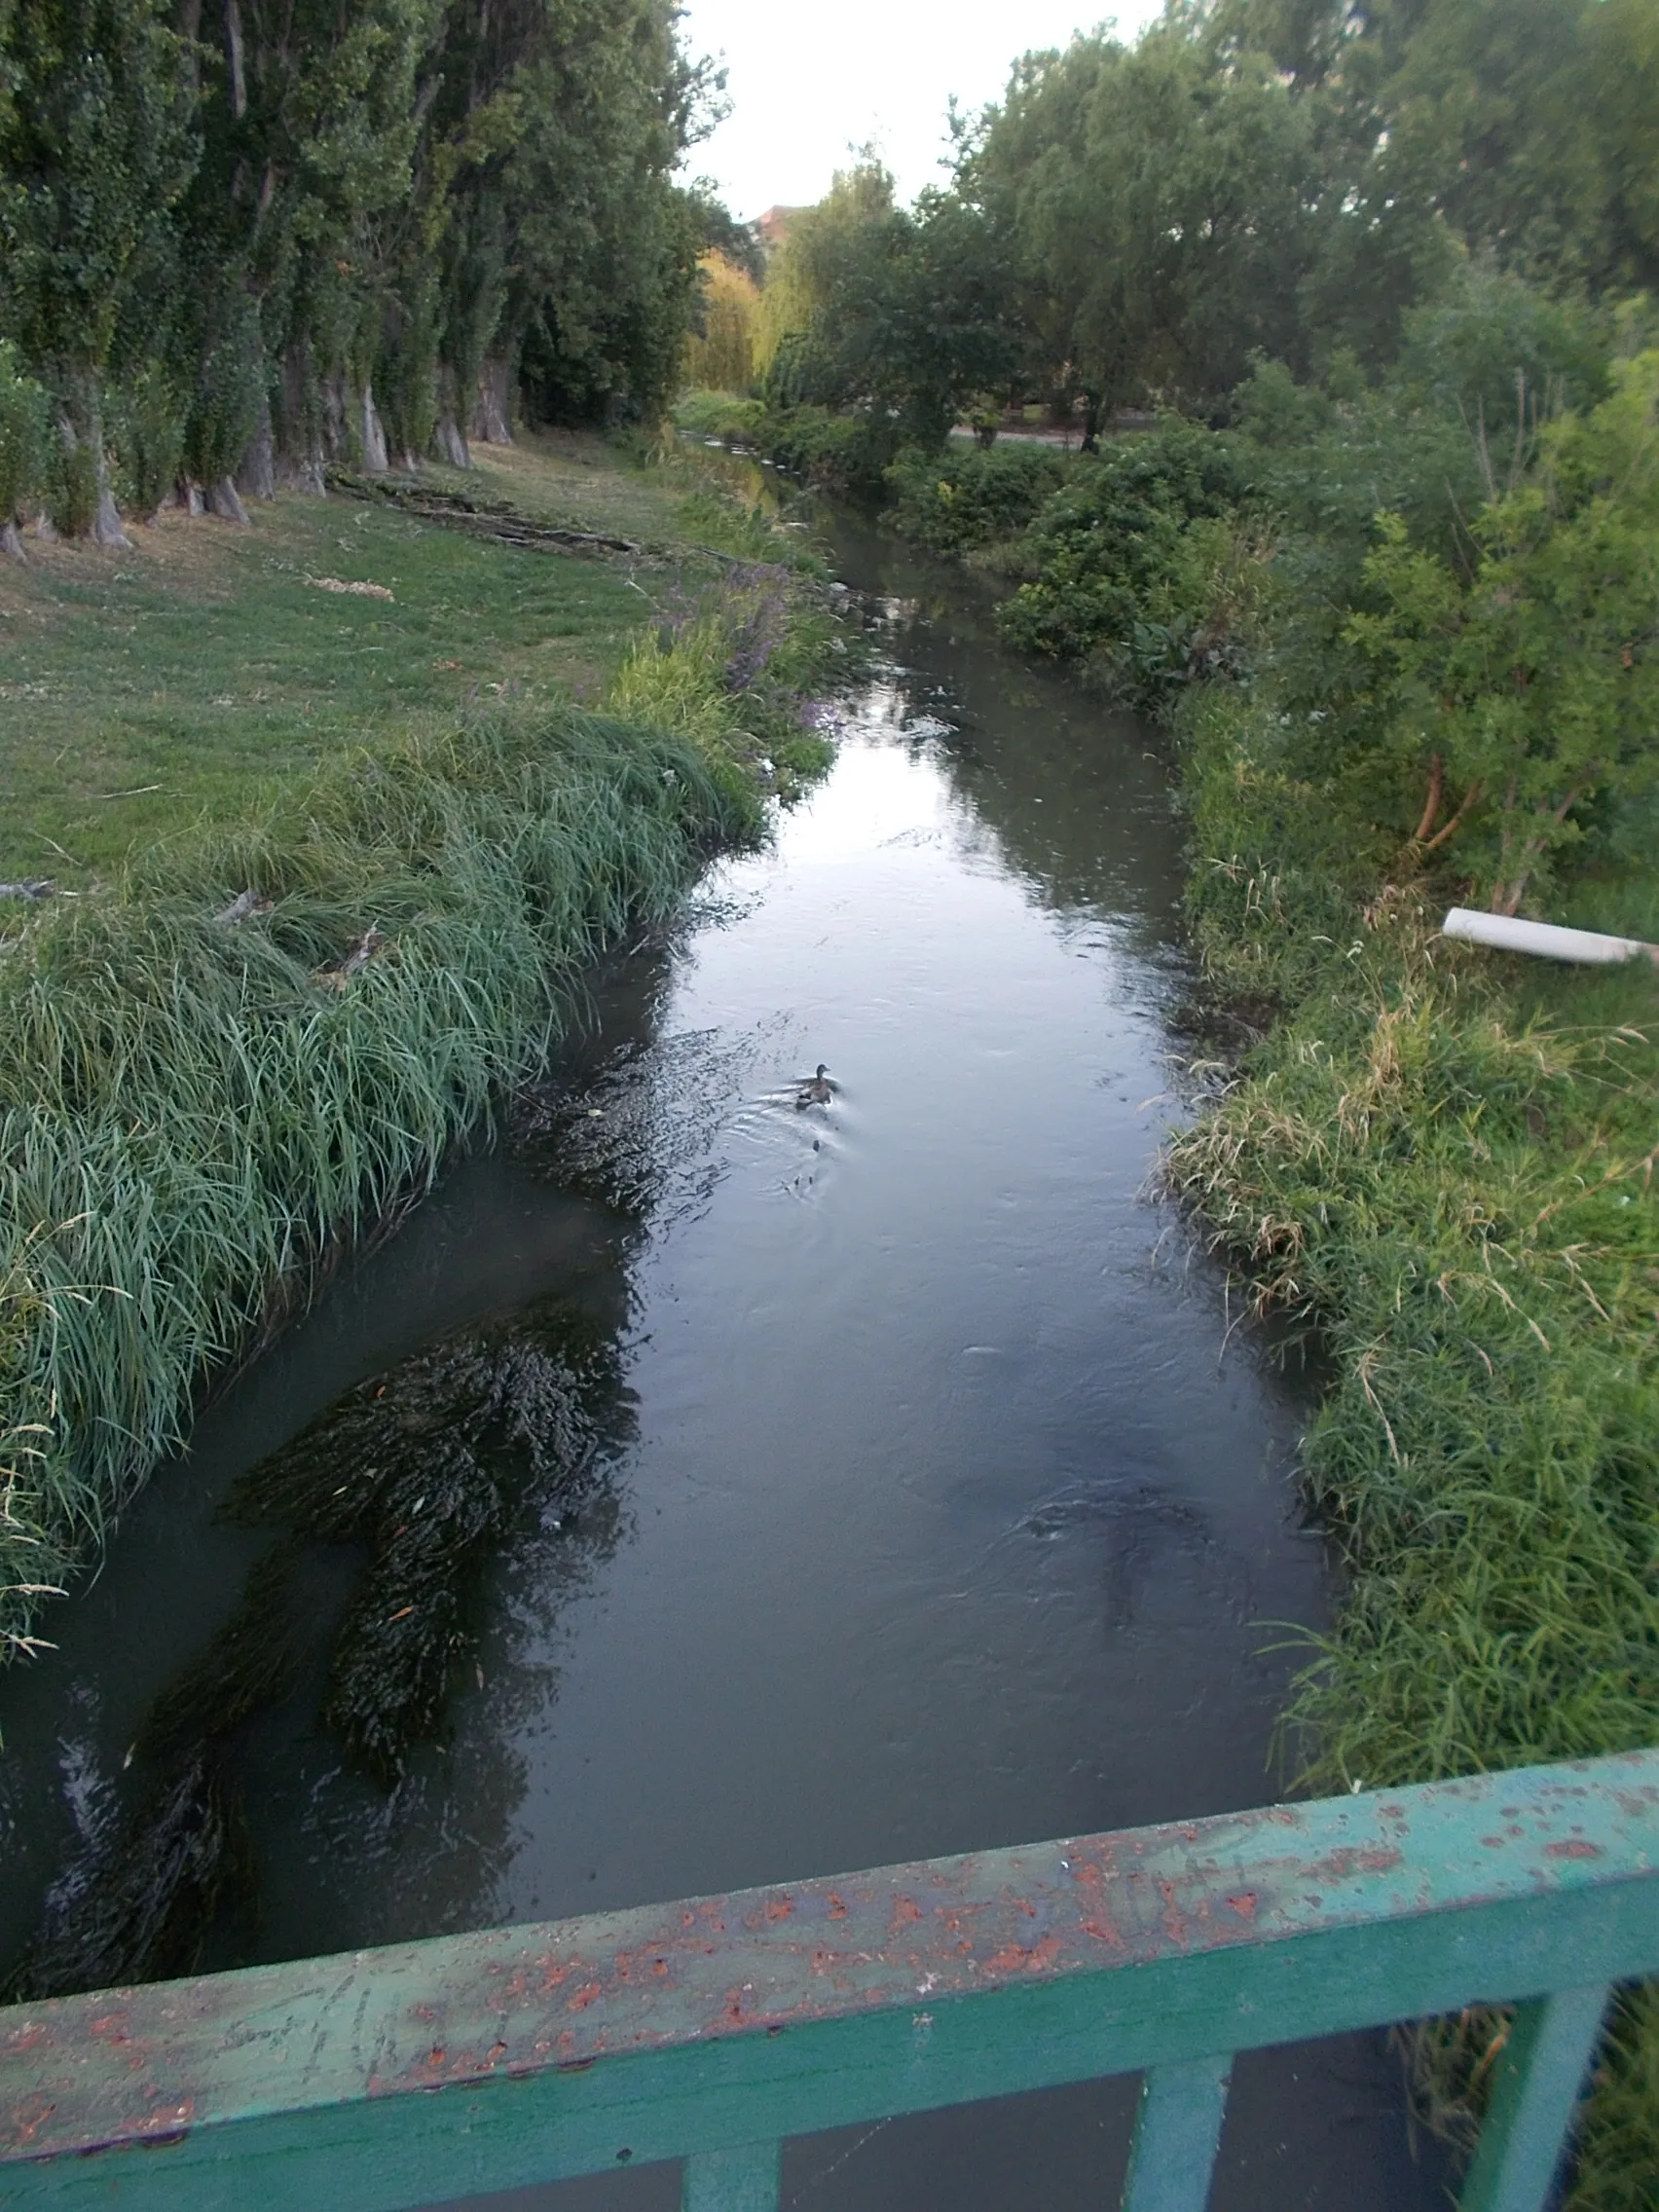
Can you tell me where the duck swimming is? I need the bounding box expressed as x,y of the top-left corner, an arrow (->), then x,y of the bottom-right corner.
795,1064 -> 833,1108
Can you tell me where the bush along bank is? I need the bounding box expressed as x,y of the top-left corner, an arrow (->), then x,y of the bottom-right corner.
868,317 -> 1659,2196
0,554 -> 843,1670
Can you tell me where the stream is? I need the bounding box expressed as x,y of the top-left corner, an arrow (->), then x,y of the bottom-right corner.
0,511 -> 1449,2209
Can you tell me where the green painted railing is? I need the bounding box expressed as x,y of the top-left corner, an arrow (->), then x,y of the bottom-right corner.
3,1750 -> 1656,2211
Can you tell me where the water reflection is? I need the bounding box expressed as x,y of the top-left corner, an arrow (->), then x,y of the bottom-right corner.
0,522 -> 1449,2206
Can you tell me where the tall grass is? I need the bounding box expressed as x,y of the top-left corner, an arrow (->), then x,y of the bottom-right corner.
1165,688 -> 1659,2205
0,706 -> 756,1658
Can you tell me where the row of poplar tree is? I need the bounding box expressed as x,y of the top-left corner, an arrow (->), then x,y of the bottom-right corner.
0,0 -> 726,541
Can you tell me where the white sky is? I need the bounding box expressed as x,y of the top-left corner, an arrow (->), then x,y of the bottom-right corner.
676,0 -> 1165,220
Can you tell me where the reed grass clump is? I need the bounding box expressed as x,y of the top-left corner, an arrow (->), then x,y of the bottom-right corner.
1166,686 -> 1659,2200
0,704 -> 757,1661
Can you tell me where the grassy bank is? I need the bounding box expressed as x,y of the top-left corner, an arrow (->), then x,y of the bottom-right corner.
0,428 -> 809,882
1163,696 -> 1658,2200
775,339 -> 1659,2195
0,432 -> 839,1664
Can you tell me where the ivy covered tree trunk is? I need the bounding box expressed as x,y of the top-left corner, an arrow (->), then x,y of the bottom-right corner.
61,386 -> 131,547
356,385 -> 389,472
274,348 -> 326,495
474,353 -> 513,445
237,393 -> 276,500
434,365 -> 472,466
207,473 -> 248,522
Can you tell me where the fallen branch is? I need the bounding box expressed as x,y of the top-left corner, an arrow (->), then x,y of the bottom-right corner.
326,468 -> 644,558
212,888 -> 274,926
315,927 -> 387,986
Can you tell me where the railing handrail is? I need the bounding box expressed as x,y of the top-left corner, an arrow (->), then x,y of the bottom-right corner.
3,1748 -> 1656,2210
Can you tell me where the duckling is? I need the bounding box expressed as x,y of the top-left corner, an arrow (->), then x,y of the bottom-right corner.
795,1063 -> 833,1108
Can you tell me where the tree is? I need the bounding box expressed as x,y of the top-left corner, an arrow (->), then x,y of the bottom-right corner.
683,252 -> 761,395
0,0 -> 197,537
1346,355 -> 1659,912
972,24 -> 1324,432
758,160 -> 1022,451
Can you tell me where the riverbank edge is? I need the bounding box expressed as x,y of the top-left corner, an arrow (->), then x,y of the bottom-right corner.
839,469 -> 1659,2202
0,479 -> 845,1671
1161,690 -> 1658,2203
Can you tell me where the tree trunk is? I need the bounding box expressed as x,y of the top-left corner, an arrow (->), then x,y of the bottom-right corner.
1,520 -> 24,562
321,375 -> 350,461
237,395 -> 276,500
33,511 -> 58,542
209,475 -> 250,524
356,384 -> 389,473
434,413 -> 471,467
474,354 -> 513,445
60,396 -> 131,547
275,346 -> 327,494
435,368 -> 472,467
91,480 -> 130,548
176,478 -> 206,516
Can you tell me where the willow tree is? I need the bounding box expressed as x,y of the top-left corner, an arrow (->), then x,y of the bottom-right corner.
683,253 -> 760,393
973,23 -> 1324,432
0,0 -> 196,537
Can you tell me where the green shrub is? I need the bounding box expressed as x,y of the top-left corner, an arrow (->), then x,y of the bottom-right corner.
45,421 -> 101,535
996,420 -> 1254,701
0,344 -> 51,525
761,402 -> 899,495
110,360 -> 187,519
674,388 -> 764,443
885,440 -> 1070,553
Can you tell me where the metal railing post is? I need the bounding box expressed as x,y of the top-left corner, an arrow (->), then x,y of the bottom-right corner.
1458,1985 -> 1610,2212
1119,2053 -> 1233,2212
682,2139 -> 783,2211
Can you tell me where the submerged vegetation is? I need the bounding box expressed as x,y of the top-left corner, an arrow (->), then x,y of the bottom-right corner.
671,0 -> 1659,2190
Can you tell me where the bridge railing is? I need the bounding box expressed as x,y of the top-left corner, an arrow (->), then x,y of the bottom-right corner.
3,1749 -> 1656,2211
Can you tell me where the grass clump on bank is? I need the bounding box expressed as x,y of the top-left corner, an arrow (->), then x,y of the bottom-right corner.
1166,699 -> 1659,2203
0,435 -> 841,1666
0,707 -> 751,1659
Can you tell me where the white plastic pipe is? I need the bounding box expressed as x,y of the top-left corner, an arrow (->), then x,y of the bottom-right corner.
1442,906 -> 1659,965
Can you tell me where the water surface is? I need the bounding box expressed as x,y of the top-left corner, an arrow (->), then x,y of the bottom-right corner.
0,516 -> 1446,2209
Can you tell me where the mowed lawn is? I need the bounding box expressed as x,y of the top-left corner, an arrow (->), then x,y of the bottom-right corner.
0,433 -> 730,883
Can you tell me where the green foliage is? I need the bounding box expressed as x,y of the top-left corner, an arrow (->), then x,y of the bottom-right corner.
1346,356 -> 1659,911
0,706 -> 752,1662
674,388 -> 764,443
885,441 -> 1069,553
0,341 -> 50,522
995,422 -> 1253,698
0,0 -> 732,522
109,359 -> 185,519
44,420 -> 100,536
973,24 -> 1326,421
757,161 -> 1023,454
1394,261 -> 1610,432
182,288 -> 266,486
1166,675 -> 1659,2203
0,0 -> 197,384
758,400 -> 899,497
